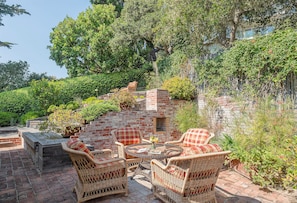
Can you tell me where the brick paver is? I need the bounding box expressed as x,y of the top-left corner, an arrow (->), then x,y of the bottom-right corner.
0,146 -> 296,203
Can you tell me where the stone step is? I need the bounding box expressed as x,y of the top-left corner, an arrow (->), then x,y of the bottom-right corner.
0,141 -> 15,148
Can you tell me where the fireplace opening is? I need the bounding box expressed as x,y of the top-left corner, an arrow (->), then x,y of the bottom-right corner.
153,117 -> 169,134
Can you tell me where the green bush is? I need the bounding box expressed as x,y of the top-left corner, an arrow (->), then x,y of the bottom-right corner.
174,101 -> 208,133
162,76 -> 195,100
47,109 -> 84,134
222,98 -> 297,189
82,97 -> 104,105
57,70 -> 148,104
20,111 -> 43,125
0,112 -> 18,127
80,101 -> 120,123
109,89 -> 136,110
65,101 -> 80,110
0,89 -> 33,115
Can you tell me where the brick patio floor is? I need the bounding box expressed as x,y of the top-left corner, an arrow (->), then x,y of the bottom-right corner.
0,145 -> 296,203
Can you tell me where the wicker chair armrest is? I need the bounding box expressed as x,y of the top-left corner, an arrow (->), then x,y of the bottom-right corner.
92,149 -> 112,158
165,140 -> 183,145
141,138 -> 151,143
93,157 -> 126,165
151,159 -> 169,170
114,141 -> 124,146
204,132 -> 215,144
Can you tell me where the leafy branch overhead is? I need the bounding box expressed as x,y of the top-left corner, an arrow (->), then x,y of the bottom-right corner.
0,0 -> 30,48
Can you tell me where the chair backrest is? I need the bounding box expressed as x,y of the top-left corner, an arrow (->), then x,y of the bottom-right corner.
182,128 -> 212,147
167,151 -> 231,196
112,127 -> 142,146
61,142 -> 98,185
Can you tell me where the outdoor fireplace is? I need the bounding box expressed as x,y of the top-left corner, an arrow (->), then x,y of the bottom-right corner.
153,117 -> 169,134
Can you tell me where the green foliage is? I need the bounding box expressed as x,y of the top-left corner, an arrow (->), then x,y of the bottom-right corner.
221,28 -> 297,98
222,98 -> 297,189
162,76 -> 195,100
65,101 -> 80,110
0,111 -> 18,127
0,70 -> 147,123
20,111 -> 43,125
80,101 -> 120,122
0,89 -> 32,115
174,101 -> 208,133
29,79 -> 61,113
47,109 -> 84,134
109,89 -> 136,110
49,4 -> 120,77
57,70 -> 147,104
0,61 -> 30,92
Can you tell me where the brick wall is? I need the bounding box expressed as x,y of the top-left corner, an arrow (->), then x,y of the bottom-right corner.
77,89 -> 184,150
0,137 -> 22,145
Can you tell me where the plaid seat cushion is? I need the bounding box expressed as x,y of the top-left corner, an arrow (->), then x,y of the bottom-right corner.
181,144 -> 222,156
182,128 -> 210,147
67,137 -> 94,159
198,143 -> 222,153
115,127 -> 141,146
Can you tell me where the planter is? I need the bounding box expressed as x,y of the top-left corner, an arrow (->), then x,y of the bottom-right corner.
62,126 -> 81,138
230,159 -> 252,179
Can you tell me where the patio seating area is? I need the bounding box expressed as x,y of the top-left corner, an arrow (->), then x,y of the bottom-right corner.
0,145 -> 294,203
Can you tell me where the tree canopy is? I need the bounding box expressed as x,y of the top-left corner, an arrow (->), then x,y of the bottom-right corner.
0,61 -> 29,92
48,4 -> 116,77
48,0 -> 297,78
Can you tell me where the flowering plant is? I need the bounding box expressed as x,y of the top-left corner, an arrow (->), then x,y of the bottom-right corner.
150,135 -> 159,143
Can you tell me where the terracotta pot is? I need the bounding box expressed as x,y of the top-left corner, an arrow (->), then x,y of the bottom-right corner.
230,159 -> 252,179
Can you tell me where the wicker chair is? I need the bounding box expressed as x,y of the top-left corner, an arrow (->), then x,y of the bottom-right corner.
165,128 -> 214,150
61,142 -> 128,203
151,151 -> 231,203
111,127 -> 150,170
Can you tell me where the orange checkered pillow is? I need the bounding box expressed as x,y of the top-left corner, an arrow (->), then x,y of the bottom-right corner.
182,128 -> 210,147
67,138 -> 94,159
115,127 -> 141,146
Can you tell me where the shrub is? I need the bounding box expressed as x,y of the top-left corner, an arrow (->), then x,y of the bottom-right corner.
65,101 -> 80,110
0,112 -> 18,127
82,97 -> 104,106
47,109 -> 84,134
109,89 -> 136,110
20,111 -> 43,125
223,98 -> 297,189
80,101 -> 120,123
0,89 -> 33,115
174,101 -> 208,133
162,76 -> 195,100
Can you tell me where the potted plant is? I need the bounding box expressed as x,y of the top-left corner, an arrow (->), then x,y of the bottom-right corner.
47,109 -> 84,138
110,89 -> 136,110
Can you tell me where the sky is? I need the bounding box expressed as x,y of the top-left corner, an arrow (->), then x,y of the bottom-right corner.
1,0 -> 91,79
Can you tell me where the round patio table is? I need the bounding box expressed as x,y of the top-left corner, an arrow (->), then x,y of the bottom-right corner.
125,143 -> 183,181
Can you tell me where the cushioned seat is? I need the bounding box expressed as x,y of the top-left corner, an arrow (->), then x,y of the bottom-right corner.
165,128 -> 215,153
111,127 -> 150,170
61,137 -> 128,203
151,150 -> 231,203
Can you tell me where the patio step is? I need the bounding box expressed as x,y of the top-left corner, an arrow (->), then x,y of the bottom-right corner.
0,141 -> 15,148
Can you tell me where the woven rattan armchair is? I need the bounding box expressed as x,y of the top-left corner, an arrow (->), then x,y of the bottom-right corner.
111,127 -> 150,170
151,151 -> 231,203
165,128 -> 214,149
61,142 -> 128,203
